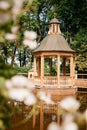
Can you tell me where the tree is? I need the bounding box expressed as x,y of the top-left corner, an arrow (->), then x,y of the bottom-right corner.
70,29 -> 87,72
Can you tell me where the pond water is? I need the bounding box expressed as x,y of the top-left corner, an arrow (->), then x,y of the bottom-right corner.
10,92 -> 87,130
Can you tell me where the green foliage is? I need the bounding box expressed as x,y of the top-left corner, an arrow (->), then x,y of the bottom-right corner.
70,29 -> 87,71
0,77 -> 13,130
0,56 -> 16,79
14,65 -> 31,74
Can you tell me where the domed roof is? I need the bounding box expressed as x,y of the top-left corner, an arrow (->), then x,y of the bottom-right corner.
50,18 -> 61,24
33,18 -> 74,53
33,34 -> 74,53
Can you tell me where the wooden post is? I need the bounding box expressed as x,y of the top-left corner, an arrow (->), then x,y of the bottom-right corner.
33,114 -> 36,129
41,55 -> 44,87
73,56 -> 75,86
50,58 -> 52,75
38,57 -> 41,77
57,55 -> 60,87
63,58 -> 66,76
70,56 -> 74,86
34,56 -> 36,76
57,102 -> 60,124
40,101 -> 44,130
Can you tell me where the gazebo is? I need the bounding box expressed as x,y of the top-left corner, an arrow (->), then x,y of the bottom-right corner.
33,18 -> 75,88
30,18 -> 77,130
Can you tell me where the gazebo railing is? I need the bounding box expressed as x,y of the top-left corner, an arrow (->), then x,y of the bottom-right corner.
60,76 -> 72,87
44,76 -> 58,87
34,76 -> 72,88
34,76 -> 41,86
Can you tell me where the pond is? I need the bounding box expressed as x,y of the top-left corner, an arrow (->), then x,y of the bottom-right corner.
10,91 -> 87,130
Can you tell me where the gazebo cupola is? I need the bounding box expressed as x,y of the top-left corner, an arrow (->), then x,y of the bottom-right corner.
33,18 -> 75,88
48,18 -> 61,35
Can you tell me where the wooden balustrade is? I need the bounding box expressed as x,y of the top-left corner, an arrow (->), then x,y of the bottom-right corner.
34,76 -> 72,88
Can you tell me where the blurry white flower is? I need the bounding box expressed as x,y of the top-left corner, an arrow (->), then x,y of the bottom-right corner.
38,91 -> 46,100
62,122 -> 78,130
38,91 -> 54,104
26,80 -> 35,90
8,88 -> 29,102
12,0 -> 24,15
60,97 -> 80,112
11,26 -> 19,34
23,40 -> 37,49
11,75 -> 35,89
0,13 -> 11,24
24,31 -> 37,40
5,33 -> 17,40
63,114 -> 74,124
24,92 -> 36,106
47,122 -> 60,130
0,1 -> 10,10
11,75 -> 28,88
5,80 -> 12,89
23,39 -> 30,46
29,40 -> 37,49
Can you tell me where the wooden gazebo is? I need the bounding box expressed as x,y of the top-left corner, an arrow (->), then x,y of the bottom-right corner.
33,18 -> 75,88
31,18 -> 77,130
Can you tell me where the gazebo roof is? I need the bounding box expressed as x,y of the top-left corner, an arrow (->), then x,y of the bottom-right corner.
50,18 -> 61,24
33,34 -> 74,53
33,18 -> 74,53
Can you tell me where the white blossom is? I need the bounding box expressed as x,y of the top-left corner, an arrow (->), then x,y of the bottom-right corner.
8,88 -> 29,102
24,31 -> 37,40
23,40 -> 37,49
29,40 -> 37,49
47,122 -> 60,130
26,80 -> 35,90
11,26 -> 19,34
0,1 -> 10,10
38,91 -> 54,104
12,0 -> 24,15
24,92 -> 36,106
0,13 -> 11,24
5,33 -> 17,40
62,114 -> 74,124
62,122 -> 78,130
10,75 -> 35,89
11,75 -> 28,88
60,96 -> 80,112
5,80 -> 13,89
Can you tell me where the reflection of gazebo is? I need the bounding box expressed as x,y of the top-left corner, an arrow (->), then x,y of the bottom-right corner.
33,18 -> 75,88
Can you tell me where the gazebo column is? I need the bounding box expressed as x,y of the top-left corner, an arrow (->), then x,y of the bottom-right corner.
63,58 -> 66,76
50,58 -> 52,74
70,56 -> 74,86
38,57 -> 41,77
73,56 -> 75,86
41,55 -> 44,87
34,56 -> 37,76
57,55 -> 60,87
